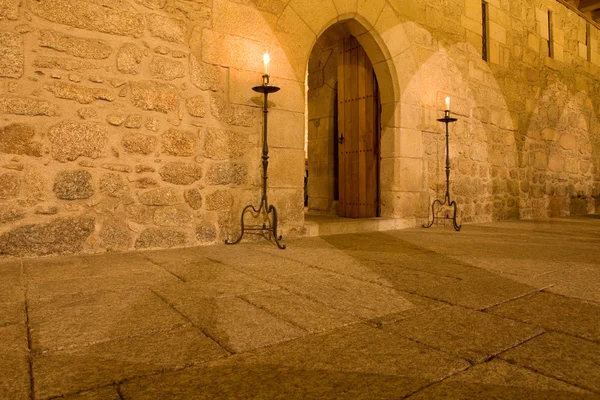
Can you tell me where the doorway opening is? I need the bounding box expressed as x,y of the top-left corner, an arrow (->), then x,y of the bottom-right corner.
305,23 -> 381,219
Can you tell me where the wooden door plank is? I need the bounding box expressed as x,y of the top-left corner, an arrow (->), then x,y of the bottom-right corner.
365,59 -> 376,217
358,46 -> 367,218
349,40 -> 359,218
345,37 -> 358,218
337,40 -> 346,217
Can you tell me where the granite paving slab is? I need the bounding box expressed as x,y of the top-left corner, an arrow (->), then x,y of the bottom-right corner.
226,322 -> 470,382
272,270 -> 415,319
409,359 -> 594,399
387,306 -> 545,363
33,327 -> 228,399
0,301 -> 25,327
152,268 -> 278,300
28,289 -> 188,351
156,295 -> 307,353
242,289 -> 359,333
61,386 -> 121,400
0,261 -> 22,304
120,363 -> 427,400
414,273 -> 541,310
487,291 -> 600,342
0,324 -> 30,400
499,332 -> 600,393
24,252 -> 164,282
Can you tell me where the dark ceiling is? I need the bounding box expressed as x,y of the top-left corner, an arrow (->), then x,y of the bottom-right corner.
565,0 -> 600,22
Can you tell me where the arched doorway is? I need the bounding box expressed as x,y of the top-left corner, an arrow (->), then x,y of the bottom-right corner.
306,23 -> 381,218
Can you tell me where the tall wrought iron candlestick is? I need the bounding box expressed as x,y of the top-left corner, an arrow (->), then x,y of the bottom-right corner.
423,110 -> 462,231
225,74 -> 286,249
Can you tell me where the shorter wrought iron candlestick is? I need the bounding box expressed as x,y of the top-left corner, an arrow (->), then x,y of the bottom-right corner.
225,74 -> 286,249
423,110 -> 462,231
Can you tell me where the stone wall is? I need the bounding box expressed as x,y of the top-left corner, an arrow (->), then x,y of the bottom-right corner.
0,0 -> 599,257
0,0 -> 304,257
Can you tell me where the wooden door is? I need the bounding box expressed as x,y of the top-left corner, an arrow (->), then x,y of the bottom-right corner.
337,36 -> 379,218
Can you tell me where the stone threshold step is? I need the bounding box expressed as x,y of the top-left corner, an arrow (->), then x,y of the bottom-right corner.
303,214 -> 418,237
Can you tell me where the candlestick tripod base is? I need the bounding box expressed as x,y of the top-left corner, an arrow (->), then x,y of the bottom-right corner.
225,200 -> 285,249
225,79 -> 285,249
422,196 -> 461,232
423,110 -> 461,232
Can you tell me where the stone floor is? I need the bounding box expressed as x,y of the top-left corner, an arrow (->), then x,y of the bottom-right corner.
1,217 -> 600,399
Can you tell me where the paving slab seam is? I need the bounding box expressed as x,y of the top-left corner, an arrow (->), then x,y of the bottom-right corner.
136,252 -> 187,282
539,288 -> 600,307
401,360 -> 474,399
368,303 -> 452,328
42,359 -> 216,400
477,285 -> 555,312
237,294 -> 311,333
377,263 -> 468,283
115,384 -> 125,400
24,287 -> 35,400
499,356 -> 600,395
475,329 -> 548,364
31,323 -> 190,356
148,288 -> 234,356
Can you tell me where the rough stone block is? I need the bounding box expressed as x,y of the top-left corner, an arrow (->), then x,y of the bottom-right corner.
39,30 -> 112,59
0,206 -> 25,224
48,121 -> 108,162
149,56 -> 185,81
203,128 -> 249,160
269,110 -> 305,149
34,56 -> 98,71
184,188 -> 203,210
99,218 -> 132,251
45,82 -> 114,104
0,0 -> 20,20
269,148 -> 306,188
161,129 -> 197,156
124,115 -> 143,129
53,170 -> 95,200
99,173 -> 129,198
130,81 -> 179,113
138,187 -> 181,206
29,0 -> 144,38
159,162 -> 203,185
0,32 -> 23,78
205,189 -> 233,211
206,163 -> 248,185
153,206 -> 192,227
117,43 -> 143,74
0,216 -> 95,257
132,177 -> 158,189
0,96 -> 60,116
189,54 -> 222,91
185,95 -> 206,117
0,123 -> 42,157
0,172 -> 20,200
210,94 -> 257,127
122,133 -> 157,155
135,228 -> 187,249
195,221 -> 217,243
147,14 -> 186,43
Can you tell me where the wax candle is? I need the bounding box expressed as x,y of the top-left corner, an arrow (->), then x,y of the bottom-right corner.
445,96 -> 451,111
263,53 -> 270,75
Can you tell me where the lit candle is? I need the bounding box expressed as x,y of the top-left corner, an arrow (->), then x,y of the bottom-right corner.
263,53 -> 270,76
445,96 -> 451,111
